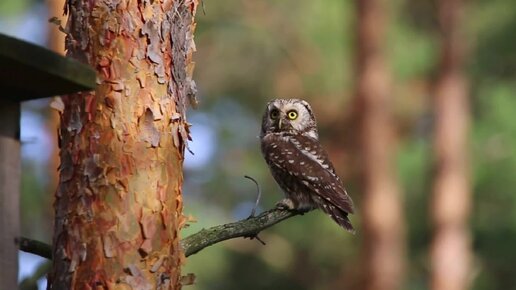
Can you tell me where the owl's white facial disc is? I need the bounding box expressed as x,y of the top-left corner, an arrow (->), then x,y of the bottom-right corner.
261,98 -> 318,139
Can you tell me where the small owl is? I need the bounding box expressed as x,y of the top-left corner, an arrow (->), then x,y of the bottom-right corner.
260,98 -> 355,232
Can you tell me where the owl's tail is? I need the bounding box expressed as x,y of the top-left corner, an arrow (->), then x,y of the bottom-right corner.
320,203 -> 355,234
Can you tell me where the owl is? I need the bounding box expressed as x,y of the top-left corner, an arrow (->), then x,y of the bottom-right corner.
260,98 -> 355,232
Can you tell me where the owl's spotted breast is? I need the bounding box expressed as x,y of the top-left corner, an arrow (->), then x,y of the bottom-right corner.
261,133 -> 354,213
261,132 -> 355,224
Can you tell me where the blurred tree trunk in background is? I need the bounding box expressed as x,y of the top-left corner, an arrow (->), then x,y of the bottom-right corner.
354,0 -> 406,290
48,0 -> 198,289
430,0 -> 471,289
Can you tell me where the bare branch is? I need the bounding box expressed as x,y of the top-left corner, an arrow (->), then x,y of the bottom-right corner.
17,207 -> 301,259
181,207 -> 299,257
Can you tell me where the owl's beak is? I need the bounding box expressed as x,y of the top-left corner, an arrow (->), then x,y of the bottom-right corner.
278,119 -> 283,130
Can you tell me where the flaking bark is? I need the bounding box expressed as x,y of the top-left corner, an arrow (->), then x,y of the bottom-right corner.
49,0 -> 198,289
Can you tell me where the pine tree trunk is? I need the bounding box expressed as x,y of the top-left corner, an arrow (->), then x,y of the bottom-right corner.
355,1 -> 406,289
430,0 -> 471,289
49,0 -> 198,289
46,0 -> 66,240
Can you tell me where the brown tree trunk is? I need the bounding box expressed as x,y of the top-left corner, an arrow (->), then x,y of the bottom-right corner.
355,1 -> 406,290
49,0 -> 198,289
430,0 -> 471,290
47,0 -> 66,54
46,0 -> 66,240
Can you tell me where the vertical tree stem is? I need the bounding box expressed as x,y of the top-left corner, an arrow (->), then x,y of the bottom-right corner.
355,0 -> 406,289
49,1 -> 198,289
431,0 -> 471,290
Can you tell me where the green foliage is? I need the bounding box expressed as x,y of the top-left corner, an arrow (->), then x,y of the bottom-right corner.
12,0 -> 516,289
0,0 -> 32,17
184,0 -> 516,289
471,84 -> 516,290
20,160 -> 52,243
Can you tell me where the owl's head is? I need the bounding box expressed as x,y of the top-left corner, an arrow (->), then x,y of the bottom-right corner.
261,98 -> 318,139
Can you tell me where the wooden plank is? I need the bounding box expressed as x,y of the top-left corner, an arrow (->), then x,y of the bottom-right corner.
0,33 -> 96,101
0,100 -> 20,290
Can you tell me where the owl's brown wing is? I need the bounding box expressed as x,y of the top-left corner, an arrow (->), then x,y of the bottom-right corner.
261,133 -> 355,215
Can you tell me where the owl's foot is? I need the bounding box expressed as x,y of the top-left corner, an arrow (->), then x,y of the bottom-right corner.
295,204 -> 314,214
276,199 -> 315,216
276,198 -> 296,210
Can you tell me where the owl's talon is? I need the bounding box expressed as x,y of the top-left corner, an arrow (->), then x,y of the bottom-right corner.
294,204 -> 314,214
276,198 -> 296,211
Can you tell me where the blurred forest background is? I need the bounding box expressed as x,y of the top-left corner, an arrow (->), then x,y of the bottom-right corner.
1,0 -> 516,289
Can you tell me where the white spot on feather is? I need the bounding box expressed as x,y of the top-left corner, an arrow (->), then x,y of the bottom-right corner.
307,176 -> 319,182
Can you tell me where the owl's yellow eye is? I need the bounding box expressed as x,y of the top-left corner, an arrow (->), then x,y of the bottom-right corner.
287,110 -> 298,120
270,109 -> 280,119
